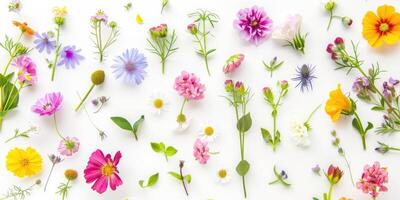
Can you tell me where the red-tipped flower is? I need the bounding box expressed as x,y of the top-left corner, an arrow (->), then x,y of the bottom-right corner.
327,165 -> 343,185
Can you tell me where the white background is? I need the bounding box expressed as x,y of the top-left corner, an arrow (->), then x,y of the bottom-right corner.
1,0 -> 400,199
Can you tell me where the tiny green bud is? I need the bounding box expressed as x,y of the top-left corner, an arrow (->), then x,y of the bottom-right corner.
324,0 -> 336,12
91,70 -> 105,85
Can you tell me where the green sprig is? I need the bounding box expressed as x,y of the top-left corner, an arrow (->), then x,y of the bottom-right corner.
111,115 -> 144,141
150,142 -> 177,161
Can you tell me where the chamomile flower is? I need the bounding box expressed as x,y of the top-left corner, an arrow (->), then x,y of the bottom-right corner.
216,168 -> 231,184
148,93 -> 169,115
198,122 -> 218,142
173,116 -> 191,132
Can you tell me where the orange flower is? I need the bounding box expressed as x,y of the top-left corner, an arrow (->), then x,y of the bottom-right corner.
325,85 -> 352,122
362,4 -> 400,48
12,21 -> 35,36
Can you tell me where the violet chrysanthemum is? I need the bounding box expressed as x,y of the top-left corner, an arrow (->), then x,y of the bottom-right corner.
31,92 -> 63,116
33,32 -> 56,54
234,6 -> 273,45
58,45 -> 84,69
111,48 -> 148,85
292,64 -> 316,92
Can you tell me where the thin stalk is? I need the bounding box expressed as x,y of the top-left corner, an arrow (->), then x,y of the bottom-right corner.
201,19 -> 210,76
327,183 -> 333,200
75,84 -> 95,112
53,114 -> 65,140
354,112 -> 367,150
179,99 -> 187,116
3,32 -> 23,75
98,22 -> 103,62
179,167 -> 188,196
61,180 -> 70,200
306,104 -> 321,123
44,163 -> 55,191
343,154 -> 355,186
51,25 -> 61,81
327,10 -> 333,30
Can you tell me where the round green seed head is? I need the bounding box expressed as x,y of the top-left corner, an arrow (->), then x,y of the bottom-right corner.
91,70 -> 105,85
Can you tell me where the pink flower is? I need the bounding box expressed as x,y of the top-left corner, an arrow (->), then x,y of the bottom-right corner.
31,92 -> 63,116
58,136 -> 80,156
193,139 -> 210,164
84,149 -> 123,194
12,55 -> 37,85
223,54 -> 245,74
234,6 -> 273,45
356,162 -> 388,198
174,71 -> 205,100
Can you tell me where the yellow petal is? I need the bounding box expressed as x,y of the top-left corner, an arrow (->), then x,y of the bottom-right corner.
377,4 -> 396,20
136,14 -> 144,24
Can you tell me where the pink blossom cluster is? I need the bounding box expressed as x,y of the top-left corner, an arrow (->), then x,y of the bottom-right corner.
174,71 -> 205,100
356,162 -> 388,198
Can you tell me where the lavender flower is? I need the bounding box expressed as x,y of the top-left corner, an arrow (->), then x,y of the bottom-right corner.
111,48 -> 148,85
292,64 -> 316,92
33,32 -> 56,54
383,77 -> 399,101
352,77 -> 371,100
58,46 -> 84,69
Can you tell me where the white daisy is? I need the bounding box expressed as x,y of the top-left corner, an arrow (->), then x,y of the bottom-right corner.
216,168 -> 231,184
148,93 -> 169,115
199,122 -> 218,142
173,114 -> 191,132
290,120 -> 311,147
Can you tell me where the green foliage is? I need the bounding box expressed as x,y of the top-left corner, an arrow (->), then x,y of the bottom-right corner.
150,142 -> 177,161
139,173 -> 159,188
111,115 -> 144,140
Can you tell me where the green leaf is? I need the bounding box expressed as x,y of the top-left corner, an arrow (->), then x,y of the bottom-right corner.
165,146 -> 177,156
111,116 -> 132,131
168,172 -> 182,180
371,106 -> 384,111
138,180 -> 145,188
236,160 -> 250,176
151,142 -> 162,153
1,82 -> 19,113
138,173 -> 159,188
261,128 -> 272,144
237,113 -> 252,133
275,130 -> 281,144
206,49 -> 216,55
352,118 -> 362,133
132,115 -> 145,134
365,122 -> 374,132
184,175 -> 191,184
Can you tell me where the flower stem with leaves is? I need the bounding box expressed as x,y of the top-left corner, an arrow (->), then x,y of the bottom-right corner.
262,57 -> 284,77
330,130 -> 355,186
5,126 -> 37,143
168,161 -> 191,196
0,180 -> 41,200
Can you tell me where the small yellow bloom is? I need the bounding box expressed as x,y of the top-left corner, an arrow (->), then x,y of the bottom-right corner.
6,147 -> 43,178
136,14 -> 144,24
53,6 -> 68,18
362,4 -> 400,48
325,84 -> 352,122
338,198 -> 352,200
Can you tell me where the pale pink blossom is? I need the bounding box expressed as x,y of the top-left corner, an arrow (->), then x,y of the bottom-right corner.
174,71 -> 205,100
356,162 -> 388,198
223,54 -> 244,74
193,139 -> 209,164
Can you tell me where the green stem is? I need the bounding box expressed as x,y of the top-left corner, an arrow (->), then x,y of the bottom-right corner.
306,104 -> 321,124
179,98 -> 187,116
3,81 -> 22,112
327,183 -> 333,200
51,25 -> 61,81
161,39 -> 166,74
327,11 -> 334,30
201,19 -> 210,76
343,154 -> 355,186
75,84 -> 95,112
389,146 -> 400,151
44,163 -> 55,192
61,180 -> 70,200
272,109 -> 277,152
242,176 -> 247,198
53,114 -> 65,140
354,112 -> 367,150
3,32 -> 23,75
98,22 -> 103,62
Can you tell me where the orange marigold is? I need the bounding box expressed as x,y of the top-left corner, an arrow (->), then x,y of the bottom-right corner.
12,21 -> 35,36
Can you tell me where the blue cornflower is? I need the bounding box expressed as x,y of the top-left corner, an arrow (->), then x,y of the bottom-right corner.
33,32 -> 56,54
292,64 -> 316,92
58,46 -> 84,69
111,48 -> 148,85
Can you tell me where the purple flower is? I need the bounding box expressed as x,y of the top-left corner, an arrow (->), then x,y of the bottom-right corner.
292,64 -> 316,92
91,10 -> 108,23
234,6 -> 273,45
111,48 -> 148,85
31,92 -> 63,116
58,46 -> 84,69
33,32 -> 56,54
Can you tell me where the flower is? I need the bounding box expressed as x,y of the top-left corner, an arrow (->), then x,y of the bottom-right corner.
382,77 -> 399,101
174,71 -> 205,100
234,6 -> 273,45
352,77 -> 372,100
327,165 -> 343,185
58,136 -> 80,156
12,55 -> 37,85
6,147 -> 43,177
64,169 -> 78,181
58,46 -> 84,69
53,6 -> 67,18
91,10 -> 108,23
223,54 -> 244,74
136,14 -> 144,24
173,116 -> 191,132
8,0 -> 22,12
148,93 -> 169,115
31,92 -> 63,116
289,120 -> 310,147
312,164 -> 321,175
149,24 -> 168,38
292,64 -> 316,92
272,14 -> 302,41
111,48 -> 148,85
198,122 -> 218,142
325,85 -> 352,122
362,4 -> 400,48
357,162 -> 388,198
84,149 -> 123,194
187,23 -> 197,35
216,168 -> 231,184
193,139 -> 210,164
33,32 -> 56,54
12,21 -> 34,36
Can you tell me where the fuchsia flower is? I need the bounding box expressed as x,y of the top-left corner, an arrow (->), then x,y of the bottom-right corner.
234,6 -> 273,45
31,92 -> 63,116
193,139 -> 210,164
174,71 -> 205,100
84,149 -> 123,194
58,136 -> 80,156
356,162 -> 388,198
12,55 -> 37,85
223,54 -> 244,74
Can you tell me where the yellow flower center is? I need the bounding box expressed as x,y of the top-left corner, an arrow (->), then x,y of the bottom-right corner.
101,162 -> 115,177
20,158 -> 30,167
379,23 -> 389,32
204,126 -> 214,136
153,98 -> 164,109
218,169 -> 227,178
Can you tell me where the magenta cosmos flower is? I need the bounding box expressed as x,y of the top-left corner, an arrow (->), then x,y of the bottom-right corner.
356,161 -> 388,198
193,139 -> 210,164
174,71 -> 205,100
12,55 -> 37,85
31,92 -> 63,116
223,54 -> 244,74
58,136 -> 80,156
234,6 -> 273,45
84,149 -> 122,194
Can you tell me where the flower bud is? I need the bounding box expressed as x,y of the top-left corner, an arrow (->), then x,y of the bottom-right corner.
327,165 -> 343,185
159,24 -> 168,38
334,37 -> 344,45
235,81 -> 245,94
224,80 -> 234,92
108,21 -> 118,29
35,179 -> 42,185
91,70 -> 105,85
54,17 -> 65,26
341,17 -> 353,27
176,114 -> 186,123
279,80 -> 289,90
64,169 -> 78,180
187,23 -> 197,35
326,43 -> 334,53
324,0 -> 335,11
263,87 -> 273,101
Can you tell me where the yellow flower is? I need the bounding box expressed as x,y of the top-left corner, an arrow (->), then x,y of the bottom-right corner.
325,85 -> 352,122
53,6 -> 68,18
6,147 -> 43,178
362,4 -> 400,48
136,14 -> 144,24
338,198 -> 352,200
